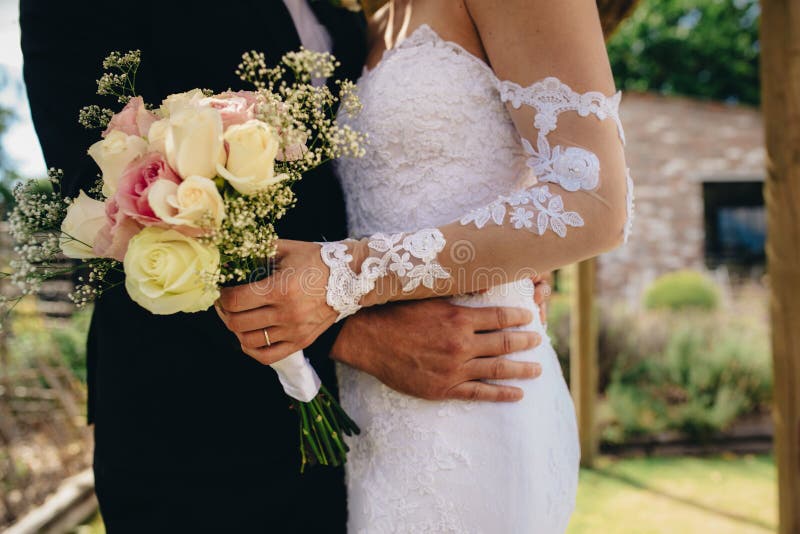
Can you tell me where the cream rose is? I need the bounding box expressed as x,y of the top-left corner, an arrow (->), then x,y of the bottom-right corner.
147,118 -> 169,156
217,119 -> 289,195
165,107 -> 227,180
159,88 -> 206,116
123,227 -> 220,315
87,130 -> 148,197
148,175 -> 225,230
59,190 -> 107,259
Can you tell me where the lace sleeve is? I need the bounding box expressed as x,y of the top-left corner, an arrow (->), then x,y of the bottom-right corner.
319,73 -> 633,321
464,77 -> 634,241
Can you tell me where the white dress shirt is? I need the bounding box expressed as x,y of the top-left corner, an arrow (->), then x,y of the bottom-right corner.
282,0 -> 333,53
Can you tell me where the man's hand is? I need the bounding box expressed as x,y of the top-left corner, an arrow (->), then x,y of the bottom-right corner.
331,299 -> 542,402
532,272 -> 552,325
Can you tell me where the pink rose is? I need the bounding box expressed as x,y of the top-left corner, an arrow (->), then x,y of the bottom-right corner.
201,91 -> 258,129
92,199 -> 142,261
92,153 -> 181,261
115,152 -> 181,225
103,96 -> 158,138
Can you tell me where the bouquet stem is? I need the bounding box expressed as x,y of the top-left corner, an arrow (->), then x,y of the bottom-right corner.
295,385 -> 360,473
271,350 -> 360,471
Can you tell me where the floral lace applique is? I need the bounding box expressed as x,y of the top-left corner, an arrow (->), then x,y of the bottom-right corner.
460,185 -> 584,238
319,229 -> 450,321
497,77 -> 625,143
366,230 -> 451,292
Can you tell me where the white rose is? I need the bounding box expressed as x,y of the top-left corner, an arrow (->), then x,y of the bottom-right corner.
159,89 -> 206,116
59,190 -> 107,259
148,176 -> 225,230
123,227 -> 220,315
217,119 -> 289,195
147,118 -> 169,156
165,107 -> 227,180
87,130 -> 148,197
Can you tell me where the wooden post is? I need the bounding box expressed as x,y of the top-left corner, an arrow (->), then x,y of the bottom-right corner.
570,259 -> 598,467
760,2 -> 800,533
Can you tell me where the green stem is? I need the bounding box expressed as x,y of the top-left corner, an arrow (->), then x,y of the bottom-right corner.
315,398 -> 348,460
306,403 -> 329,465
310,400 -> 338,466
319,394 -> 349,456
299,402 -> 325,465
298,410 -> 308,474
321,385 -> 360,435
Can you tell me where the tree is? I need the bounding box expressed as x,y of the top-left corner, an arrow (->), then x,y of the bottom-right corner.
597,0 -> 641,37
0,105 -> 16,216
607,0 -> 761,104
0,69 -> 18,217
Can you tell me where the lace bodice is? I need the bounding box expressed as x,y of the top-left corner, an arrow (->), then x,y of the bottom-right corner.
327,24 -> 632,322
336,25 -> 531,238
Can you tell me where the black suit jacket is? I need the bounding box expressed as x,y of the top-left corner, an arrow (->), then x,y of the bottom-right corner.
20,2 -> 365,532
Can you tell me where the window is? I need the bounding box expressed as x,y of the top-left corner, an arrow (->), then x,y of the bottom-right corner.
703,181 -> 765,269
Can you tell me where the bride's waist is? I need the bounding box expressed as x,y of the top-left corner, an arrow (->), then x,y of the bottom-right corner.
449,279 -> 544,333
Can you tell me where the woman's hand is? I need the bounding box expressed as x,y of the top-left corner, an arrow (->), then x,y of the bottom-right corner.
215,239 -> 339,365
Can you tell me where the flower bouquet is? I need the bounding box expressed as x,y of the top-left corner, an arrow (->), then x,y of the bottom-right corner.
1,49 -> 364,471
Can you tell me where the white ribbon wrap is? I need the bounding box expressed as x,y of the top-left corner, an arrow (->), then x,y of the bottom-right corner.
269,350 -> 322,403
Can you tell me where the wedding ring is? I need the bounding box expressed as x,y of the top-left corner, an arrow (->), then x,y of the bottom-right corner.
263,328 -> 271,347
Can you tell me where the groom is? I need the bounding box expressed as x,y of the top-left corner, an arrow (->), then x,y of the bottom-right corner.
21,1 -> 546,532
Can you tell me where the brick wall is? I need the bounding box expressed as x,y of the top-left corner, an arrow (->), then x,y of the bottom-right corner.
599,93 -> 765,305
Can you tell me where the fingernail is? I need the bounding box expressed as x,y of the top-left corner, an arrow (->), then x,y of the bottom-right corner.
531,332 -> 541,346
532,363 -> 542,377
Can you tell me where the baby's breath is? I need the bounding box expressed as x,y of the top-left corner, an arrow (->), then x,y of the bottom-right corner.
102,50 -> 141,71
213,182 -> 297,283
237,48 -> 366,179
337,80 -> 362,117
283,48 -> 340,83
78,105 -> 115,130
237,51 -> 282,91
0,169 -> 120,327
96,50 -> 141,104
69,259 -> 121,308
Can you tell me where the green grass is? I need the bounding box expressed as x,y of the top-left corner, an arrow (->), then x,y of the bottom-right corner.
76,455 -> 777,533
568,454 -> 777,534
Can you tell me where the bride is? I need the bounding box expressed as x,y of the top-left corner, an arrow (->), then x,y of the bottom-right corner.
219,0 -> 633,531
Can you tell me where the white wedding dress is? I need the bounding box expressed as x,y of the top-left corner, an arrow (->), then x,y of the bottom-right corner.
334,25 -> 582,533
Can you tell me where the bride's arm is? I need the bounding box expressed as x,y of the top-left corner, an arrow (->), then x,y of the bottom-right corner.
217,0 -> 633,362
321,0 -> 631,313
